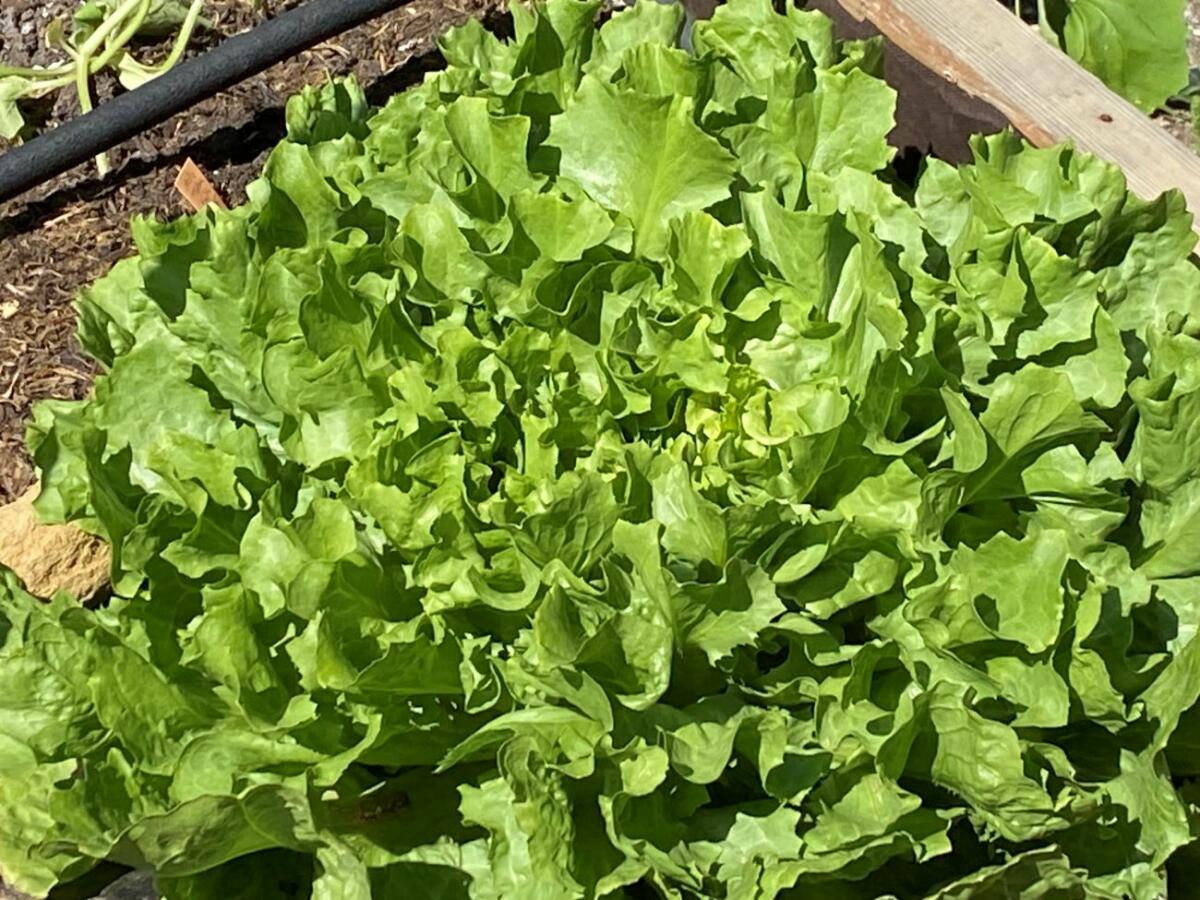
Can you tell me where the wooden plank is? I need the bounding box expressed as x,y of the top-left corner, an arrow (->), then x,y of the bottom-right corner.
833,0 -> 1200,234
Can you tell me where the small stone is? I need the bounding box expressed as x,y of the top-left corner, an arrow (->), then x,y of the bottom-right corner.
0,486 -> 111,602
96,870 -> 159,900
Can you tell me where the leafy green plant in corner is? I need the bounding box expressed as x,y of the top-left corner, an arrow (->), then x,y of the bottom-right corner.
0,0 -> 1199,897
0,0 -> 206,173
1021,0 -> 1190,112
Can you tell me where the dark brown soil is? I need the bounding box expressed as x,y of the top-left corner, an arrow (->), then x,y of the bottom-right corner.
0,0 -> 506,505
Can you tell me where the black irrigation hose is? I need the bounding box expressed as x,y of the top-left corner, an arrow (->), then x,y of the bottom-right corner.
0,0 -> 420,204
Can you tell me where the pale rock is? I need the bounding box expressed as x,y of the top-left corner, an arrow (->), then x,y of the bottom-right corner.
0,486 -> 110,601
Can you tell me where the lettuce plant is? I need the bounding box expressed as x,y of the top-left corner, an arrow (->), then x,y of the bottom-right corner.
1024,0 -> 1189,112
2,1 -> 1199,897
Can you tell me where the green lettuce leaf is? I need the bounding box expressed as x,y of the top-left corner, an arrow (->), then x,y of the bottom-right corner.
5,1 -> 1200,898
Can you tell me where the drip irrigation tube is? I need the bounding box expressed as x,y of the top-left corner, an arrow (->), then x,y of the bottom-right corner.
0,0 -> 419,205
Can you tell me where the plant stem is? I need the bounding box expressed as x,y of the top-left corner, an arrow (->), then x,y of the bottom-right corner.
1035,0 -> 1059,43
90,0 -> 153,72
32,73 -> 75,94
74,0 -> 149,177
78,0 -> 146,58
155,0 -> 207,74
0,63 -> 73,78
118,0 -> 206,83
72,61 -> 111,177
